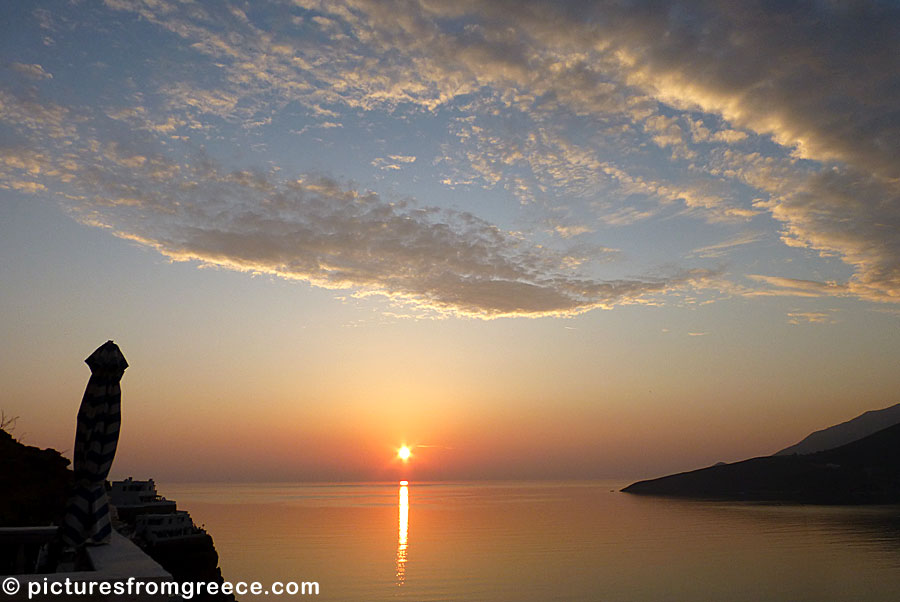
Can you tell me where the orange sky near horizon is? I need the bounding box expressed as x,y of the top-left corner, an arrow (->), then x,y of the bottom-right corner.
6,290 -> 897,483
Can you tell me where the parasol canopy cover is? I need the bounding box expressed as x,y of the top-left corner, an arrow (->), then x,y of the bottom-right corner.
61,341 -> 127,547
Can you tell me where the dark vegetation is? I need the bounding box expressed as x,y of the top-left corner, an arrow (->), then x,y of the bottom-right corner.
0,425 -> 72,526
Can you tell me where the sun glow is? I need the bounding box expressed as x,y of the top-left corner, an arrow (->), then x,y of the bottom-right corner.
397,446 -> 411,461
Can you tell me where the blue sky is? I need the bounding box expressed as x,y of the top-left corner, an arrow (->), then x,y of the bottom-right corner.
2,1 -> 899,480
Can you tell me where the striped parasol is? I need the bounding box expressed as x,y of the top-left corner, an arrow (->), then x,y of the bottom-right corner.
61,341 -> 128,547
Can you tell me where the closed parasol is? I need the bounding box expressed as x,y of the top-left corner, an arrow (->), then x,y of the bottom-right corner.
61,341 -> 128,546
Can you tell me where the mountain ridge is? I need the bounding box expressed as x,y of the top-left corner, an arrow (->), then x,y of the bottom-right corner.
623,420 -> 900,504
775,402 -> 900,456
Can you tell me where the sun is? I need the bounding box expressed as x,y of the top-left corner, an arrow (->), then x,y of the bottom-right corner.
397,446 -> 412,461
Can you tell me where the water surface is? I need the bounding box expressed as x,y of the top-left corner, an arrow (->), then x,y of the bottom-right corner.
162,481 -> 900,601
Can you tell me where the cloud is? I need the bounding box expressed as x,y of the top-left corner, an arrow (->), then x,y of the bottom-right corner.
0,88 -> 713,317
0,88 -> 77,140
103,0 -> 757,225
97,0 -> 899,179
592,1 -> 900,180
755,169 -> 900,302
711,129 -> 747,144
553,224 -> 593,238
787,312 -> 835,325
95,168 -> 717,318
687,119 -> 747,145
689,232 -> 765,259
6,0 -> 900,310
442,114 -> 752,221
745,275 -> 849,299
372,155 -> 416,171
643,114 -> 688,154
9,63 -> 52,80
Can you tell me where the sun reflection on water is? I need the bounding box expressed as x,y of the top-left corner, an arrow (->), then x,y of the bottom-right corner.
397,482 -> 409,586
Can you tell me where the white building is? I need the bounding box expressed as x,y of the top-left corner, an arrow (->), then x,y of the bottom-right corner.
110,478 -> 168,506
134,511 -> 202,544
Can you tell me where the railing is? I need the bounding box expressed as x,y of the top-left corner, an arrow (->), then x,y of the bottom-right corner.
2,530 -> 171,602
0,526 -> 60,574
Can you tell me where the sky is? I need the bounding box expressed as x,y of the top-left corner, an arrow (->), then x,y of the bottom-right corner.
2,0 -> 899,482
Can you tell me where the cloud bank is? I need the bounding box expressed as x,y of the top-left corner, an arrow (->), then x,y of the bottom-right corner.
83,166 -> 714,318
2,0 -> 899,312
0,76 -> 709,316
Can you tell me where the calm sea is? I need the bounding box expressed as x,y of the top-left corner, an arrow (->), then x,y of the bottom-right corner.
161,481 -> 900,601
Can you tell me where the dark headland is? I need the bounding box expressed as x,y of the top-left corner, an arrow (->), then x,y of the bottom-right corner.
774,402 -> 900,456
623,418 -> 900,504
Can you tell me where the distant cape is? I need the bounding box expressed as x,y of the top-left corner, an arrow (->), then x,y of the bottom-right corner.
774,402 -> 900,456
623,408 -> 900,504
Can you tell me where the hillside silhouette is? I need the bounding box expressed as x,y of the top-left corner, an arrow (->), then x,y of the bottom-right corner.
775,402 -> 900,456
0,427 -> 71,526
624,421 -> 900,503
